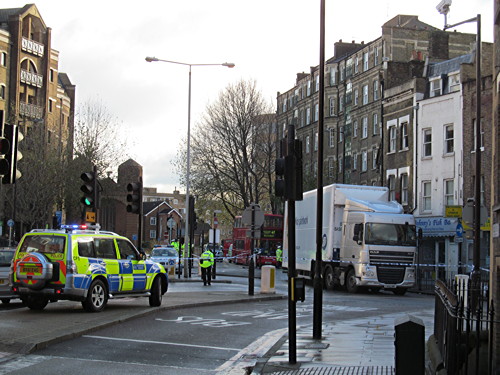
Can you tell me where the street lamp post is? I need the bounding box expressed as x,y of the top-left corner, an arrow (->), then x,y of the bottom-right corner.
146,57 -> 234,277
437,3 -> 482,299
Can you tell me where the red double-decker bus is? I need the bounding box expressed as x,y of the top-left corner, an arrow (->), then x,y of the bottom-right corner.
231,213 -> 284,265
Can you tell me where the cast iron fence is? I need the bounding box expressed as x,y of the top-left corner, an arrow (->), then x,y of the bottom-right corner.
434,277 -> 497,374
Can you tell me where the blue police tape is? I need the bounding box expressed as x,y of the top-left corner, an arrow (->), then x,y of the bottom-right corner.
171,255 -> 489,273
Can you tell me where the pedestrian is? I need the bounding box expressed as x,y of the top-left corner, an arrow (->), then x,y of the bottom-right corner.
276,245 -> 282,268
200,247 -> 214,286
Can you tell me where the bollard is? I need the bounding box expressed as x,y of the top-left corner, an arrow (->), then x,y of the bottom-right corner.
394,315 -> 425,375
260,265 -> 276,294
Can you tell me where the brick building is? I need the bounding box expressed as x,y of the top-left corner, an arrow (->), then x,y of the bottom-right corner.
0,4 -> 75,237
491,0 -> 500,369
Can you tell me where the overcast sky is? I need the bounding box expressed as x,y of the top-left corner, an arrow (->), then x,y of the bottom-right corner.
3,0 -> 493,193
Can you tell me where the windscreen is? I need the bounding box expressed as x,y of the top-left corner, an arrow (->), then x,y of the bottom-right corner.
0,250 -> 15,266
152,248 -> 177,257
364,223 -> 416,246
19,235 -> 66,254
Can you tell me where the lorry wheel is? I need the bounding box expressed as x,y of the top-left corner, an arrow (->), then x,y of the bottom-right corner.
82,279 -> 108,312
149,276 -> 163,307
323,266 -> 335,290
393,288 -> 407,296
345,269 -> 359,293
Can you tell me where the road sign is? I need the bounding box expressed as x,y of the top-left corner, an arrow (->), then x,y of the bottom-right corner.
7,219 -> 14,227
85,211 -> 96,223
167,218 -> 175,229
241,203 -> 264,227
456,222 -> 463,238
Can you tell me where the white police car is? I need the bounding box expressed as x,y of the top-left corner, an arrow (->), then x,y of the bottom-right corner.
150,246 -> 181,275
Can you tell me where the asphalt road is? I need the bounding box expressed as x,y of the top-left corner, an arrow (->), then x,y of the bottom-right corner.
0,263 -> 434,374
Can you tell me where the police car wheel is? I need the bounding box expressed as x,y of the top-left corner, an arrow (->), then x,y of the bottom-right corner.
149,276 -> 162,307
82,279 -> 108,312
24,296 -> 49,310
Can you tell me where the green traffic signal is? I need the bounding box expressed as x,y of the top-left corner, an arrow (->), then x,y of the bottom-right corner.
80,171 -> 96,207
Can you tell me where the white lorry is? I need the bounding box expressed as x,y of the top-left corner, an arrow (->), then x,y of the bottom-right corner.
284,184 -> 417,295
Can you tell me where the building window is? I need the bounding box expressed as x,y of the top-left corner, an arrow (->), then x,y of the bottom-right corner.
362,85 -> 368,105
329,97 -> 335,116
150,217 -> 157,225
329,128 -> 335,148
361,151 -> 368,172
444,179 -> 454,206
49,69 -> 55,83
338,156 -> 343,173
0,85 -> 5,100
430,79 -> 441,97
372,147 -> 378,169
422,181 -> 432,211
328,157 -> 334,177
363,52 -> 369,71
315,75 -> 320,92
373,80 -> 379,100
150,230 -> 156,239
0,52 -> 6,66
352,152 -> 358,170
449,73 -> 460,92
354,88 -> 359,105
306,107 -> 311,125
372,113 -> 378,135
314,103 -> 319,122
282,100 -> 287,113
472,119 -> 484,151
401,122 -> 409,150
401,174 -> 409,204
389,126 -> 397,152
423,129 -> 432,157
339,127 -> 344,143
374,47 -> 379,65
444,124 -> 454,154
48,100 -> 53,113
388,175 -> 396,201
314,132 -> 318,151
307,80 -> 311,96
330,68 -> 337,85
355,57 -> 359,74
306,135 -> 310,153
340,65 -> 345,81
339,95 -> 344,112
362,117 -> 368,138
353,120 -> 358,138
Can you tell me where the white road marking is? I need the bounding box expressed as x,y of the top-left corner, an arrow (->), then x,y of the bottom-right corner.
83,335 -> 241,352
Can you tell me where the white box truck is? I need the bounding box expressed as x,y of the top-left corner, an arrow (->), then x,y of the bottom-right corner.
283,184 -> 417,295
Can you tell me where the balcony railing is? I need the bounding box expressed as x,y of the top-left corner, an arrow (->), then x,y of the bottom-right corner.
19,102 -> 44,120
21,37 -> 44,57
20,69 -> 43,88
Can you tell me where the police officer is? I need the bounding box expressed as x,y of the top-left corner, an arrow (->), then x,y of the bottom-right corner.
276,245 -> 283,268
200,247 -> 214,286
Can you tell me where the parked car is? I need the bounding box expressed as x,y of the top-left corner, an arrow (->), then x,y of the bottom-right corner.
11,225 -> 168,312
0,248 -> 17,304
255,248 -> 277,268
205,244 -> 223,262
150,246 -> 182,275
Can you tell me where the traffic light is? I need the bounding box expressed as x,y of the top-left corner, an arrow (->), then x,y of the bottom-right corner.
188,196 -> 197,230
274,138 -> 303,201
0,136 -> 10,177
2,124 -> 23,184
80,171 -> 97,207
126,181 -> 142,214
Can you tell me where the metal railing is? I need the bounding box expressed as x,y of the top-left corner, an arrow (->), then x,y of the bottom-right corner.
434,277 -> 497,374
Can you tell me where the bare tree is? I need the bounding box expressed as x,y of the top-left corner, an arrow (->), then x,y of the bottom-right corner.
175,80 -> 276,219
73,98 -> 129,176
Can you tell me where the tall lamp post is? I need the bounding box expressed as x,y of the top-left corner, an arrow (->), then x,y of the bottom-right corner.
145,57 -> 235,277
436,2 -> 482,289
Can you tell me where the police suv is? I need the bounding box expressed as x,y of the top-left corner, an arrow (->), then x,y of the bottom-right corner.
10,225 -> 168,312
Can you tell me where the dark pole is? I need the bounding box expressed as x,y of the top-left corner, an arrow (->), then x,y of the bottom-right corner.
249,205 -> 255,296
138,176 -> 143,251
313,0 -> 325,340
212,212 -> 217,280
472,14 -> 481,289
287,124 -> 297,364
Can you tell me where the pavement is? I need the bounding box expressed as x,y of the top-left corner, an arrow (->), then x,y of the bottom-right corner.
0,263 -> 437,375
